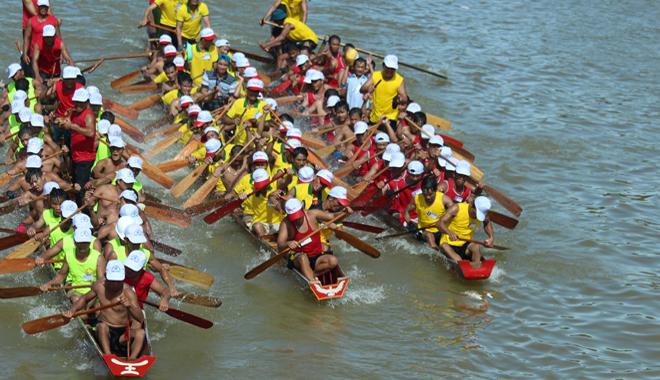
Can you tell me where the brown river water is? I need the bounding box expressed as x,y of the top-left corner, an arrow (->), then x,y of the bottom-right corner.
0,0 -> 658,378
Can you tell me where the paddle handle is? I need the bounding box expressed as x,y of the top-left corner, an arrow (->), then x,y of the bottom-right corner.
71,300 -> 121,319
461,239 -> 509,251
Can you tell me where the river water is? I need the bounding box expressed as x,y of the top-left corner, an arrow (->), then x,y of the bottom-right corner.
1,0 -> 658,378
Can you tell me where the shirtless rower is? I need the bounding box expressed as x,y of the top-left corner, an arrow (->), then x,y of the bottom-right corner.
87,167 -> 134,227
65,260 -> 145,360
89,137 -> 127,189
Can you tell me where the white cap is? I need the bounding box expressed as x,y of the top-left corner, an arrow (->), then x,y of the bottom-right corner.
328,186 -> 350,206
251,168 -> 270,187
163,44 -> 177,56
353,121 -> 368,135
383,54 -> 399,70
62,66 -> 78,79
389,152 -> 406,168
406,102 -> 422,113
187,104 -> 201,116
407,160 -> 424,175
173,55 -> 185,69
42,181 -> 60,195
252,151 -> 269,163
296,54 -> 309,66
60,200 -> 78,218
285,198 -> 303,217
124,250 -> 147,272
97,119 -> 111,134
280,120 -> 293,132
13,90 -> 28,102
235,57 -> 250,68
437,157 -> 447,168
127,156 -> 143,170
303,69 -> 324,84
243,67 -> 258,78
105,260 -> 125,281
115,216 -> 135,240
474,197 -> 492,221
7,63 -> 22,79
286,138 -> 302,150
297,166 -> 315,183
215,39 -> 230,47
326,95 -> 340,108
73,228 -> 93,243
72,88 -> 89,103
420,124 -> 435,139
42,24 -> 56,37
115,168 -> 135,184
30,113 -> 45,128
383,143 -> 400,161
200,27 -> 216,40
179,95 -> 193,107
108,136 -> 126,148
203,126 -> 220,136
26,155 -> 42,168
317,169 -> 334,186
440,146 -> 453,160
37,0 -> 50,6
26,138 -> 43,154
374,132 -> 390,144
89,92 -> 103,106
264,97 -> 278,110
205,138 -> 222,154
108,124 -> 122,137
159,34 -> 172,45
445,159 -> 456,172
120,204 -> 143,225
195,111 -> 213,126
72,213 -> 92,230
86,86 -> 100,95
19,108 -> 33,123
429,135 -> 444,146
232,52 -> 245,62
246,78 -> 264,91
286,127 -> 302,139
456,160 -> 471,176
11,100 -> 25,114
125,224 -> 147,244
120,189 -> 138,203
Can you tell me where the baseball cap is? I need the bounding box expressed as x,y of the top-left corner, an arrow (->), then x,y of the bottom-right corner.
115,168 -> 136,184
179,95 -> 193,107
106,260 -> 126,281
474,196 -> 492,221
297,166 -> 315,183
285,198 -> 304,221
235,57 -> 250,68
203,126 -> 220,136
73,228 -> 93,243
440,146 -> 453,160
163,44 -> 177,57
407,160 -> 424,175
108,136 -> 126,148
296,54 -> 309,66
108,124 -> 122,137
125,224 -> 147,244
456,160 -> 471,176
374,132 -> 390,144
252,151 -> 269,163
11,101 -> 25,114
173,56 -> 185,70
26,155 -> 42,168
317,169 -> 334,187
195,110 -> 213,126
383,54 -> 399,70
87,86 -> 100,95
62,66 -> 78,79
429,135 -> 444,146
279,120 -> 293,133
7,63 -> 22,79
26,138 -> 43,154
42,181 -> 60,195
243,67 -> 258,78
326,95 -> 340,108
286,127 -> 302,140
382,143 -> 400,161
286,138 -> 302,150
328,186 -> 350,206
60,200 -> 78,218
246,79 -> 264,92
124,250 -> 147,272
303,69 -> 324,84
72,88 -> 89,103
187,104 -> 201,116
42,24 -> 56,37
37,0 -> 49,6
127,156 -> 143,170
232,52 -> 245,62
406,102 -> 421,113
159,34 -> 172,45
97,119 -> 111,134
115,216 -> 135,240
89,92 -> 103,106
200,27 -> 216,41
120,189 -> 138,203
19,108 -> 32,123
353,121 -> 368,135
205,138 -> 222,154
420,124 -> 435,140
72,213 -> 92,230
389,152 -> 406,168
215,39 -> 230,47
264,98 -> 278,110
13,90 -> 27,103
120,204 -> 143,225
252,168 -> 270,191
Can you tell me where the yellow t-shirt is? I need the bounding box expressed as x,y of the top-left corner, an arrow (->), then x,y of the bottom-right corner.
176,2 -> 209,40
369,70 -> 405,122
153,71 -> 169,84
186,43 -> 219,86
284,17 -> 318,44
155,0 -> 183,28
440,203 -> 480,247
415,192 -> 446,233
281,0 -> 304,21
225,98 -> 270,146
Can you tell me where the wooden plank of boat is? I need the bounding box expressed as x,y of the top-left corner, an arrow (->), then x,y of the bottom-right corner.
233,215 -> 349,301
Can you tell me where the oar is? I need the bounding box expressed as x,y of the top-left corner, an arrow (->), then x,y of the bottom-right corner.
144,114 -> 172,136
80,58 -> 105,74
335,150 -> 384,179
151,240 -> 182,257
272,95 -> 303,106
0,258 -> 63,274
122,145 -> 176,189
146,120 -> 182,141
244,212 -> 347,280
229,47 -> 275,65
332,229 -> 380,258
405,117 -> 475,162
315,135 -> 355,159
142,300 -> 213,329
170,162 -> 208,198
145,133 -> 180,159
203,172 -> 286,224
159,258 -> 214,288
426,113 -> 452,132
111,70 -> 141,89
115,117 -> 146,143
173,292 -> 222,308
0,227 -> 18,234
77,52 -> 150,64
118,83 -> 158,94
156,159 -> 189,173
351,166 -> 390,196
143,22 -> 176,34
143,200 -> 191,228
22,301 -> 121,335
341,221 -> 385,234
130,94 -> 161,111
184,198 -> 226,216
299,134 -> 326,150
487,211 -> 518,230
0,284 -> 89,299
0,232 -> 30,251
461,239 -> 509,251
477,183 -> 522,218
103,98 -> 139,120
375,223 -> 436,240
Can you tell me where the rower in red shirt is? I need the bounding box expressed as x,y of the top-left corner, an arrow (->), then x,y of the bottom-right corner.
346,121 -> 375,176
47,66 -> 83,144
31,24 -> 74,82
123,250 -> 171,311
23,0 -> 59,66
363,132 -> 391,182
383,160 -> 425,226
322,35 -> 347,89
444,160 -> 473,203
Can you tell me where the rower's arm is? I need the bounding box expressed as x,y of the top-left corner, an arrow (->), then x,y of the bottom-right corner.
483,218 -> 494,243
66,113 -> 95,137
262,24 -> 292,50
31,44 -> 42,82
301,0 -> 309,23
403,198 -> 416,224
141,3 -> 159,26
202,15 -> 211,29
23,0 -> 37,17
359,75 -> 374,94
261,0 -> 282,24
397,79 -> 408,104
175,21 -> 183,50
149,256 -> 177,296
125,289 -> 145,323
42,262 -> 68,289
439,204 -> 458,236
276,220 -> 290,251
149,277 -> 171,308
23,21 -> 33,62
37,240 -> 64,262
67,286 -> 97,315
60,41 -> 74,66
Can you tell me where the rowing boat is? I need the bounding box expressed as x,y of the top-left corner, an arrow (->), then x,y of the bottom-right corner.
233,215 -> 349,301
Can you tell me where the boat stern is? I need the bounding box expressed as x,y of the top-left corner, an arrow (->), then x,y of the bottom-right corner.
457,259 -> 496,280
102,354 -> 156,377
308,277 -> 350,301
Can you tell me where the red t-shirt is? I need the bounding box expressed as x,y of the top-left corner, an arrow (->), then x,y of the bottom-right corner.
22,0 -> 39,29
70,108 -> 97,163
28,14 -> 58,56
36,37 -> 61,76
125,271 -> 155,308
55,80 -> 83,117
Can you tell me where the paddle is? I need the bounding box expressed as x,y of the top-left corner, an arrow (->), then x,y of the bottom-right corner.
151,240 -> 182,257
115,117 -> 146,143
111,70 -> 141,89
0,284 -> 90,299
341,221 -> 385,234
229,47 -> 275,65
184,198 -> 226,216
461,239 -> 509,251
122,145 -> 176,189
77,52 -> 150,64
477,183 -> 522,217
156,159 -> 189,173
405,117 -> 475,162
142,300 -> 213,329
130,94 -> 161,111
145,133 -> 180,159
0,258 -> 63,274
144,115 -> 172,136
426,113 -> 452,132
375,223 -> 436,240
143,201 -> 191,228
118,83 -> 158,94
0,232 -> 30,251
173,292 -> 222,308
0,227 -> 18,234
159,258 -> 214,289
306,123 -> 345,136
22,301 -> 121,335
332,228 -> 380,258
244,212 -> 348,280
203,172 -> 286,224
170,163 -> 208,198
103,98 -> 139,120
487,211 -> 518,230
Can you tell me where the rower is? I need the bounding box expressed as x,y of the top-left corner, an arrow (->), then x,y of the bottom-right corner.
200,57 -> 238,110
46,66 -> 84,145
261,0 -> 309,25
30,197 -> 77,269
300,69 -> 326,121
319,185 -> 352,250
288,166 -> 326,210
222,79 -> 269,146
176,104 -> 201,144
87,168 -> 134,227
362,132 -> 392,181
123,250 -> 171,311
439,196 -> 494,265
425,135 -> 446,182
162,72 -> 194,107
383,159 -> 425,225
405,176 -> 454,250
185,27 -> 218,86
239,168 -> 284,238
214,145 -> 248,198
277,198 -> 343,284
443,160 -> 472,202
89,137 -> 126,189
260,8 -> 318,52
92,119 -> 111,171
23,0 -> 60,70
154,61 -> 179,94
31,24 -> 74,84
141,0 -> 180,45
321,35 -> 347,89
360,54 -> 408,127
126,156 -> 146,197
65,260 -> 146,360
175,0 -> 211,49
5,63 -> 36,104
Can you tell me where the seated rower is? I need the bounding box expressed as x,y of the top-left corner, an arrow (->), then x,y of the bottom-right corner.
185,27 -> 218,87
239,168 -> 285,238
88,137 -> 127,189
30,198 -> 78,269
439,196 -> 494,265
442,160 -> 473,203
288,166 -> 327,210
123,250 -> 170,311
260,8 -> 318,53
65,260 -> 145,360
383,159 -> 424,225
405,176 -> 454,250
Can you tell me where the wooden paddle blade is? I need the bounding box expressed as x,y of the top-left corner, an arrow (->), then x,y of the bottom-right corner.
130,94 -> 161,111
488,211 -> 519,230
115,117 -> 146,143
157,159 -> 189,173
272,95 -> 302,106
143,301 -> 213,329
203,199 -> 242,224
269,79 -> 292,95
184,198 -> 225,216
229,47 -> 275,64
22,314 -> 70,334
170,164 -> 208,198
118,83 -> 158,94
0,201 -> 19,216
150,240 -> 182,257
0,232 -> 29,251
244,249 -> 290,280
0,286 -> 43,298
426,113 -> 452,132
136,156 -> 176,189
111,70 -> 141,89
103,99 -> 139,120
300,135 -> 326,150
174,138 -> 200,160
181,175 -> 218,209
350,182 -> 369,196
0,173 -> 14,187
439,134 -> 463,148
333,229 -> 380,258
145,133 -> 179,159
484,185 -> 522,217
143,115 -> 171,135
341,221 -> 385,234
6,238 -> 42,259
334,162 -> 357,179
144,204 -> 191,228
166,264 -> 214,289
173,292 -> 222,308
146,121 -> 179,141
314,145 -> 336,159
0,258 -> 37,273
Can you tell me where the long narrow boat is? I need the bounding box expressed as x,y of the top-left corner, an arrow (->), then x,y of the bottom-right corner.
233,215 -> 349,301
46,265 -> 156,377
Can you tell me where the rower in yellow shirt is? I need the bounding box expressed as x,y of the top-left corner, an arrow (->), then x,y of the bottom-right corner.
261,0 -> 308,24
238,168 -> 284,238
162,72 -> 196,106
359,54 -> 409,124
221,79 -> 270,146
175,0 -> 210,47
439,196 -> 494,265
405,175 -> 454,250
185,27 -> 218,86
142,0 -> 183,31
259,8 -> 318,52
